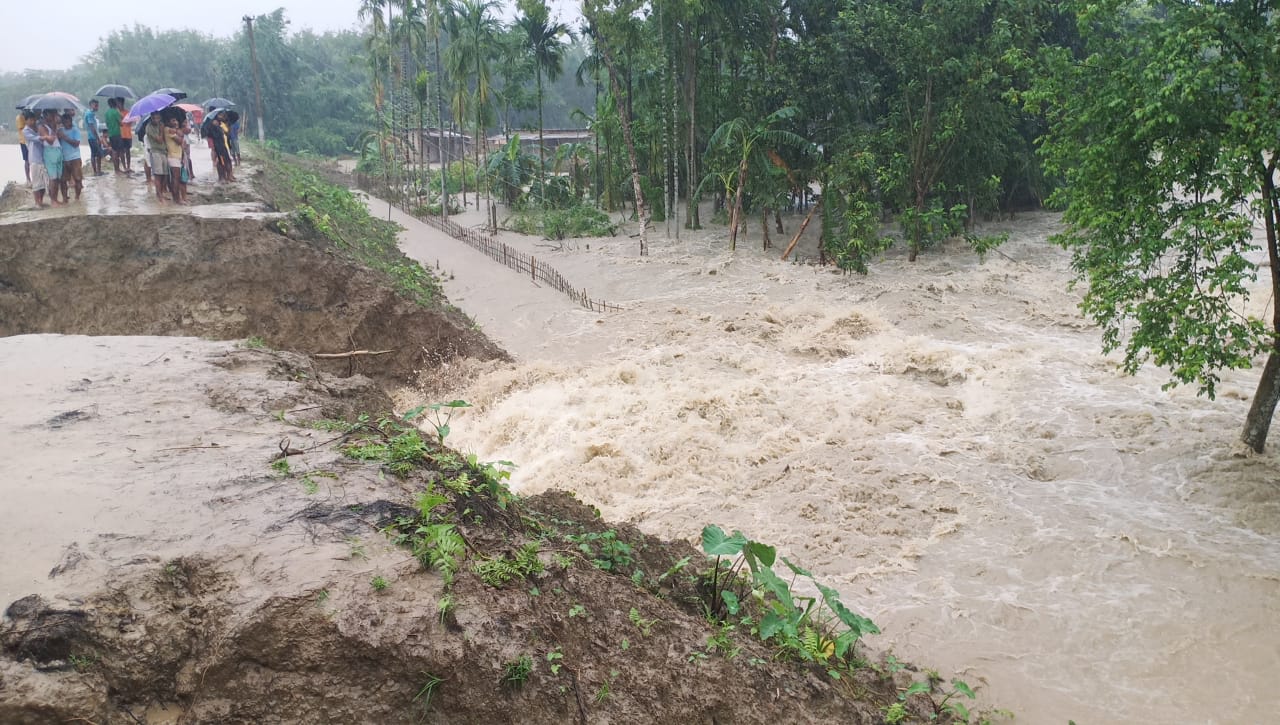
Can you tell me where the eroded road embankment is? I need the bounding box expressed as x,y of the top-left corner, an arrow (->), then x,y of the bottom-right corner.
0,212 -> 502,387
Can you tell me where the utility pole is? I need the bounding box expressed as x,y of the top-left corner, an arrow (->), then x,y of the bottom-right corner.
244,14 -> 266,143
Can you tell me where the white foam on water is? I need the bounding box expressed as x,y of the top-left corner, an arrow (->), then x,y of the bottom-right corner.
399,210 -> 1280,724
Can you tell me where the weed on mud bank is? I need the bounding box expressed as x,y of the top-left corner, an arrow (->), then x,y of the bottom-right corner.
254,151 -> 444,310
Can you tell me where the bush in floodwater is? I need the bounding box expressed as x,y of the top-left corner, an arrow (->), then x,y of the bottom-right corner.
507,203 -> 616,239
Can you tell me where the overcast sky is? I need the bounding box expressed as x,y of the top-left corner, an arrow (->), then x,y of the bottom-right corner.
0,0 -> 581,74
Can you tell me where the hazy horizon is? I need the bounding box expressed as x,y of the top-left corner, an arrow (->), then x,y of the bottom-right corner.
1,0 -> 580,75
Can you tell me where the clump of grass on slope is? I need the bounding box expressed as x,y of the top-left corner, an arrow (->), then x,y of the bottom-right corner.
257,153 -> 442,308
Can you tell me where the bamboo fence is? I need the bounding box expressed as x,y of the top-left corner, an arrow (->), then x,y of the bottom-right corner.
416,211 -> 623,314
355,175 -> 621,312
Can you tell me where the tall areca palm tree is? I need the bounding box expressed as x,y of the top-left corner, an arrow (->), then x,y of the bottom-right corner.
516,0 -> 573,201
445,0 -> 500,211
359,0 -> 392,196
390,0 -> 428,189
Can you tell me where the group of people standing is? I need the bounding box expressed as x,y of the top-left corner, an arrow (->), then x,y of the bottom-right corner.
143,110 -> 194,204
18,108 -> 87,208
16,94 -> 244,210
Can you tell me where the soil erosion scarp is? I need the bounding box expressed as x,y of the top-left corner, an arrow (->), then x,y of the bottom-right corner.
0,213 -> 505,386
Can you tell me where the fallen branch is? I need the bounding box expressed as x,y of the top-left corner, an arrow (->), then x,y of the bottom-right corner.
313,349 -> 394,359
780,201 -> 821,261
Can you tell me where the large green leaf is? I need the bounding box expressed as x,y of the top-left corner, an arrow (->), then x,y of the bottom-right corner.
781,556 -> 812,579
701,525 -> 747,556
743,541 -> 777,572
753,565 -> 796,613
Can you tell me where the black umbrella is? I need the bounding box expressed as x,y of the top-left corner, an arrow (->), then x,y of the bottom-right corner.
94,84 -> 136,99
152,87 -> 188,101
202,97 -> 235,111
15,94 -> 39,110
26,93 -> 78,112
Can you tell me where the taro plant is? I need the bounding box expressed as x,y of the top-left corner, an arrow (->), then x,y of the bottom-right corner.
404,400 -> 471,445
700,525 -> 879,670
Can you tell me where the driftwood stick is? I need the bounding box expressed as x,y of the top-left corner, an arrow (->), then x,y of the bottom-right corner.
780,201 -> 821,261
313,349 -> 395,359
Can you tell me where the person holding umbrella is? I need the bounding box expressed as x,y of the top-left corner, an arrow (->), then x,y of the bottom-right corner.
104,98 -> 123,174
20,112 -> 47,207
57,112 -> 83,201
144,111 -> 169,202
206,110 -> 234,182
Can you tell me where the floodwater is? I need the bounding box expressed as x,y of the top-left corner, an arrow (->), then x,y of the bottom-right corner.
383,199 -> 1280,724
5,146 -> 1277,722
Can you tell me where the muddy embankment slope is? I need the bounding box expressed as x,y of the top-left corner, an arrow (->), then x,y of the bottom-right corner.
0,166 -> 912,723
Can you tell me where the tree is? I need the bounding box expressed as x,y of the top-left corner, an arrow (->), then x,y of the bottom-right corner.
445,0 -> 501,211
1033,0 -> 1280,451
703,106 -> 813,251
582,0 -> 650,254
837,0 -> 1026,261
516,0 -> 574,202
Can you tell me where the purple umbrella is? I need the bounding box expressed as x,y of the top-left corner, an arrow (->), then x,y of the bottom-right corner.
123,93 -> 176,122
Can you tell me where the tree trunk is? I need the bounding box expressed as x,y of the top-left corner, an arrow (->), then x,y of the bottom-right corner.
775,209 -> 783,234
434,33 -> 448,222
1242,159 -> 1280,452
537,67 -> 545,204
1243,351 -> 1280,452
908,187 -> 925,262
729,158 -> 747,251
684,26 -> 700,230
761,208 -> 770,250
595,35 -> 648,255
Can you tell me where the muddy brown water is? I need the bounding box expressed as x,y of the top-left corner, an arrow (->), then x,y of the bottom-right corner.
4,152 -> 1278,723
378,198 -> 1280,724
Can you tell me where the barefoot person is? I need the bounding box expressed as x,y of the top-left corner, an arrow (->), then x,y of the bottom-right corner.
39,110 -> 66,205
20,112 -> 47,207
144,111 -> 168,202
57,112 -> 83,201
165,117 -> 187,204
83,99 -> 104,176
117,98 -> 134,172
209,111 -> 234,182
104,98 -> 123,174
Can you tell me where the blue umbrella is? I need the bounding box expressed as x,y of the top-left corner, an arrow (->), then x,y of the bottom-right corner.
124,93 -> 176,121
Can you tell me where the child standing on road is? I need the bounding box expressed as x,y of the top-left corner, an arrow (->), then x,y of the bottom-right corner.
83,99 -> 104,176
